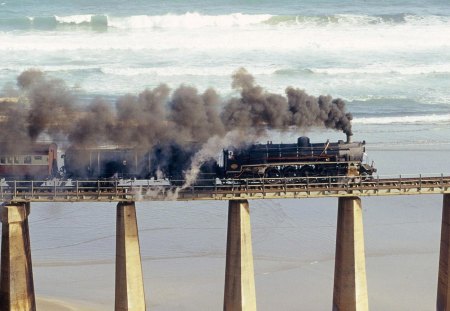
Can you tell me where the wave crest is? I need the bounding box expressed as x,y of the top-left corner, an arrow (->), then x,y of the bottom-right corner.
264,13 -> 449,26
1,12 -> 449,31
108,12 -> 272,29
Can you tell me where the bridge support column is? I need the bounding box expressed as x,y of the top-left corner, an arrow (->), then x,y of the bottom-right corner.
115,202 -> 146,311
224,200 -> 257,311
437,194 -> 450,310
0,202 -> 36,311
332,197 -> 368,311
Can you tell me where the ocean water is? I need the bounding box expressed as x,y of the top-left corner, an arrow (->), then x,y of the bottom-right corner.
1,1 -> 450,310
1,0 -> 450,135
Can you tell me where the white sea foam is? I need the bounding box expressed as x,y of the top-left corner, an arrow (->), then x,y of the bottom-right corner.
3,64 -> 101,73
312,64 -> 450,75
55,15 -> 93,24
270,14 -> 450,27
1,25 -> 448,53
353,114 -> 450,125
99,66 -> 274,77
108,12 -> 273,29
46,13 -> 450,29
1,13 -> 449,53
1,12 -> 449,107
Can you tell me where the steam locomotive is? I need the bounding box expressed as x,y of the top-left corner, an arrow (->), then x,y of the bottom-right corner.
222,136 -> 375,181
0,135 -> 376,184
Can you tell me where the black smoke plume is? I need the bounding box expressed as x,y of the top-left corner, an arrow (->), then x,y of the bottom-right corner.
19,69 -> 76,141
222,68 -> 353,136
0,68 -> 353,177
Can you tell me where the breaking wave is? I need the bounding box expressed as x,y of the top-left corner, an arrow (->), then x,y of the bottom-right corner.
1,12 -> 449,31
108,12 -> 272,29
265,13 -> 450,26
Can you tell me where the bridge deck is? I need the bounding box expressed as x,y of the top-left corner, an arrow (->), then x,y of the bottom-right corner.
1,174 -> 449,202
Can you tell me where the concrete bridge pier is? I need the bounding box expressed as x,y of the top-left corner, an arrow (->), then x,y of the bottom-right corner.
0,202 -> 36,311
332,197 -> 369,311
437,194 -> 450,310
115,202 -> 146,311
224,200 -> 257,311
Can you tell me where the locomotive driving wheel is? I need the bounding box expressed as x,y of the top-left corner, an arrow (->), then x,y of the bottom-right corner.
282,166 -> 298,178
264,167 -> 282,183
298,165 -> 315,183
299,165 -> 314,176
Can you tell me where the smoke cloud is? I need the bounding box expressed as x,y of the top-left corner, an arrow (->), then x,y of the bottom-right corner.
0,68 -> 353,179
222,68 -> 353,135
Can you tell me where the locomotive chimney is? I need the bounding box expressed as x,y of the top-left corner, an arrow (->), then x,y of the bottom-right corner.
346,133 -> 352,143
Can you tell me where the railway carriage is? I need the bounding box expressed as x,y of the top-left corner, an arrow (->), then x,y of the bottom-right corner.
62,146 -> 146,179
0,143 -> 58,179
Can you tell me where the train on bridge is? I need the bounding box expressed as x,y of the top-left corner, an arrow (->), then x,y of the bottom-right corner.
0,135 -> 376,185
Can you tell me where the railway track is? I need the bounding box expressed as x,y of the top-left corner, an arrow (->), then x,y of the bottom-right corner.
1,174 -> 450,202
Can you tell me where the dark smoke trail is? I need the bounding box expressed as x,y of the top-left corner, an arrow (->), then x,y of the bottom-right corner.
168,85 -> 225,145
68,98 -> 116,147
113,85 -> 171,148
17,69 -> 77,141
222,68 -> 353,136
0,104 -> 32,153
0,67 -> 353,180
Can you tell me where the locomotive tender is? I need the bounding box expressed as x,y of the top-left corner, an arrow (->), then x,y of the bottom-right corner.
0,135 -> 376,183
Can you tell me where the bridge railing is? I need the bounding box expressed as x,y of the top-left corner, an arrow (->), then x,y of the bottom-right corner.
1,173 -> 450,202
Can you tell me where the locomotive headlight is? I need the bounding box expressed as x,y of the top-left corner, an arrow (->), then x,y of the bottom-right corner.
230,164 -> 239,170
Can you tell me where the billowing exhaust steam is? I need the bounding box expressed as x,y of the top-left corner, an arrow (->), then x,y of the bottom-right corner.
0,68 -> 353,182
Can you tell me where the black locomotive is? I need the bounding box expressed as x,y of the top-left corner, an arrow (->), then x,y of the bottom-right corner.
221,135 -> 375,181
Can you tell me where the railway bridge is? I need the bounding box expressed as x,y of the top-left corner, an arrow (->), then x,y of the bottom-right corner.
1,174 -> 450,310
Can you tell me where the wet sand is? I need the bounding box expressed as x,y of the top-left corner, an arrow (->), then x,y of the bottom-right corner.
29,194 -> 443,310
37,297 -> 101,311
